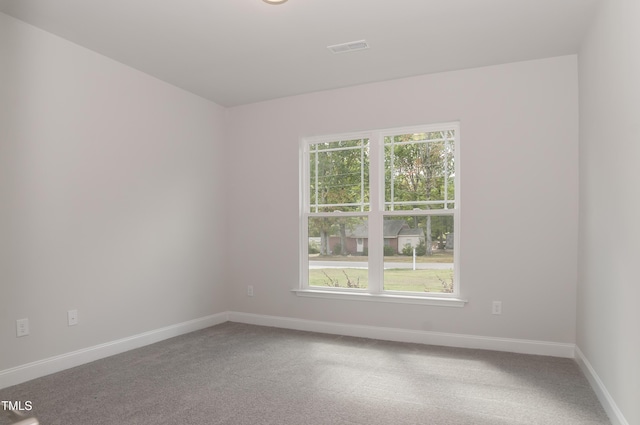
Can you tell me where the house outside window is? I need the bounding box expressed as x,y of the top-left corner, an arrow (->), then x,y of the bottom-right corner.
299,123 -> 461,304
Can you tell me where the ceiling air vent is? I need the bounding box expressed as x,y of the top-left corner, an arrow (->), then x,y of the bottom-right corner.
327,40 -> 369,54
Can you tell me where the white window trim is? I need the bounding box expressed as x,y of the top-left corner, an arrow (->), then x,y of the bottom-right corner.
298,123 -> 465,307
291,289 -> 466,307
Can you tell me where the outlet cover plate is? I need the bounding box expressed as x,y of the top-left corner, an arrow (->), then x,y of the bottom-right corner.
492,301 -> 502,315
16,318 -> 29,337
68,310 -> 78,326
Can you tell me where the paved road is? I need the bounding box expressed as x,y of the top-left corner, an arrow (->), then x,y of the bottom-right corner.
309,261 -> 453,270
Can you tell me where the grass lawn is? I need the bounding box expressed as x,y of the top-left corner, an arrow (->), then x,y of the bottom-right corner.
309,268 -> 454,293
309,251 -> 454,264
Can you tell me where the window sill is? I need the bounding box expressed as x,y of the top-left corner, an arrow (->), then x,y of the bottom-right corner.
291,289 -> 467,307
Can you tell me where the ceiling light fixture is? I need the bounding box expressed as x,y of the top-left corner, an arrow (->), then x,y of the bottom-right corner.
263,0 -> 288,4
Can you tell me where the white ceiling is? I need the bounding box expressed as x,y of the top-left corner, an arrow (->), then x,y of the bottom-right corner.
0,0 -> 600,107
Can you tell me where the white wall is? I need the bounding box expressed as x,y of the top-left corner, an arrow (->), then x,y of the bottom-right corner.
0,13 -> 228,371
226,56 -> 579,343
578,1 -> 640,424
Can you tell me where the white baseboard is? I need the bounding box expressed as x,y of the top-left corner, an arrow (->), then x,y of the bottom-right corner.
0,311 -> 578,391
575,347 -> 629,425
0,312 -> 229,390
228,312 -> 576,358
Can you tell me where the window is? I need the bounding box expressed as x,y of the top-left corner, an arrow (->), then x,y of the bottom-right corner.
299,123 -> 461,305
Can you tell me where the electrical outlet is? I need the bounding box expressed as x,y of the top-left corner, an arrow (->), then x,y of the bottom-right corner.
492,301 -> 502,315
16,318 -> 29,337
247,285 -> 254,297
68,309 -> 78,326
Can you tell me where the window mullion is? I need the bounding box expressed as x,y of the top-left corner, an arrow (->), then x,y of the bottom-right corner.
390,136 -> 394,212
444,139 -> 449,209
361,142 -> 365,212
314,145 -> 318,213
368,132 -> 383,294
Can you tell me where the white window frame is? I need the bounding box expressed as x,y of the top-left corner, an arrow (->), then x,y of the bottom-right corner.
295,123 -> 465,307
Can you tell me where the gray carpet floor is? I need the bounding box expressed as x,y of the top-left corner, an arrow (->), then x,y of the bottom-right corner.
1,322 -> 610,425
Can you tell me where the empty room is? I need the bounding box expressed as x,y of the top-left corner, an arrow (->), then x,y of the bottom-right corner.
0,0 -> 638,424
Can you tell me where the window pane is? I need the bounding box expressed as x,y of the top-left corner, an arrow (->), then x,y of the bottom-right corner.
384,132 -> 455,211
308,216 -> 368,289
382,215 -> 454,293
309,139 -> 369,213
